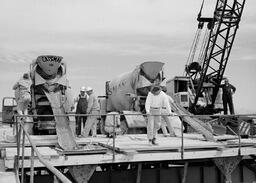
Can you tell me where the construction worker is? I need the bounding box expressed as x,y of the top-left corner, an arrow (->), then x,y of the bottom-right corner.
13,73 -> 32,120
221,78 -> 236,114
75,86 -> 88,136
145,85 -> 174,145
81,87 -> 100,137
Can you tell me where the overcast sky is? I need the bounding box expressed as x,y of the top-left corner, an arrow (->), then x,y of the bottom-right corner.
0,0 -> 255,113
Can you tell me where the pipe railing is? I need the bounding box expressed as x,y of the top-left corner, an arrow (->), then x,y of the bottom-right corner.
13,113 -> 256,182
15,116 -> 72,183
12,113 -> 256,118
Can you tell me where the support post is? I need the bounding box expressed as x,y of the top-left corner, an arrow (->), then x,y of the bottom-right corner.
182,162 -> 189,183
113,114 -> 116,161
181,120 -> 184,159
214,156 -> 241,183
30,148 -> 35,183
21,127 -> 25,183
68,165 -> 97,183
136,163 -> 142,183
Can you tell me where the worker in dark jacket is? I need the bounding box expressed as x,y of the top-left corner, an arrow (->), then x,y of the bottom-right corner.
75,86 -> 88,136
221,78 -> 236,114
145,85 -> 174,145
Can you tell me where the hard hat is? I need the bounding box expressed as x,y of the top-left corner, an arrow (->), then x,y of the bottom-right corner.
23,73 -> 30,79
80,86 -> 86,91
86,86 -> 93,92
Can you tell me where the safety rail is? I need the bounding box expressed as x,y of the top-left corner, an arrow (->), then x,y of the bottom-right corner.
12,113 -> 256,183
14,115 -> 72,183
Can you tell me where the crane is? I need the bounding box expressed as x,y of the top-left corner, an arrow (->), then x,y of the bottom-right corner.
185,0 -> 246,114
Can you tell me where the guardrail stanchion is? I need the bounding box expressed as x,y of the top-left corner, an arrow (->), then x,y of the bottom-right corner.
21,122 -> 25,183
17,115 -> 22,177
181,116 -> 184,160
14,115 -> 19,177
30,147 -> 35,183
238,120 -> 241,156
113,114 -> 116,161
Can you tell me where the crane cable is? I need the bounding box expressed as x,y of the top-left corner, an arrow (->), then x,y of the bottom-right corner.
184,0 -> 205,76
184,28 -> 202,75
198,28 -> 210,66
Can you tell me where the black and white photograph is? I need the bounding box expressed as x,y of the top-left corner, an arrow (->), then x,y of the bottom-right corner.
0,0 -> 256,182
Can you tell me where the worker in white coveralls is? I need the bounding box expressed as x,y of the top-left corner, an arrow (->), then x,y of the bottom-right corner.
145,85 -> 175,145
13,73 -> 32,120
81,87 -> 100,137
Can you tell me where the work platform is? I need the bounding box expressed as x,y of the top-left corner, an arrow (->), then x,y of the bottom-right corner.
1,133 -> 256,169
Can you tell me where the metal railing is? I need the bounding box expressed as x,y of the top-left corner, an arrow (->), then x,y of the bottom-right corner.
14,115 -> 72,183
12,112 -> 256,183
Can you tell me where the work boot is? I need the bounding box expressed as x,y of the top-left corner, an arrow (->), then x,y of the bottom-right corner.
169,132 -> 176,137
152,138 -> 158,145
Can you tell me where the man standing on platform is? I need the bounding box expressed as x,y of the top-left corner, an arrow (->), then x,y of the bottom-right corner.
221,78 -> 236,114
145,85 -> 175,145
13,72 -> 32,119
75,86 -> 88,136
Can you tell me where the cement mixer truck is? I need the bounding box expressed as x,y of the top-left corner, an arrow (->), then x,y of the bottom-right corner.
30,55 -> 74,136
99,61 -> 166,135
99,61 -> 215,141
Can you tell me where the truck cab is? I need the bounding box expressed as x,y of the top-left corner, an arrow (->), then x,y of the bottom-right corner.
166,76 -> 190,108
2,97 -> 17,124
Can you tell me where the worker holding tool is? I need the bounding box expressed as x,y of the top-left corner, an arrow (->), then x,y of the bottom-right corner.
145,85 -> 175,145
75,86 -> 88,136
81,87 -> 100,137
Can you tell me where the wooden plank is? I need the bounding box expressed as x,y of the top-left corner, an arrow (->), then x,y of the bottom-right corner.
55,143 -> 108,155
0,134 -> 239,149
0,135 -> 112,148
5,147 -> 59,160
4,146 -> 256,169
226,139 -> 256,147
99,136 -> 225,152
171,102 -> 215,141
176,134 -> 238,141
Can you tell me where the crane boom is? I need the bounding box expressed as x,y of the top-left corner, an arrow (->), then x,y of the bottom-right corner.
188,0 -> 246,113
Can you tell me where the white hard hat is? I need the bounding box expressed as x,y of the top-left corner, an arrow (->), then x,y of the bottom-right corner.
86,86 -> 93,92
80,86 -> 86,91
